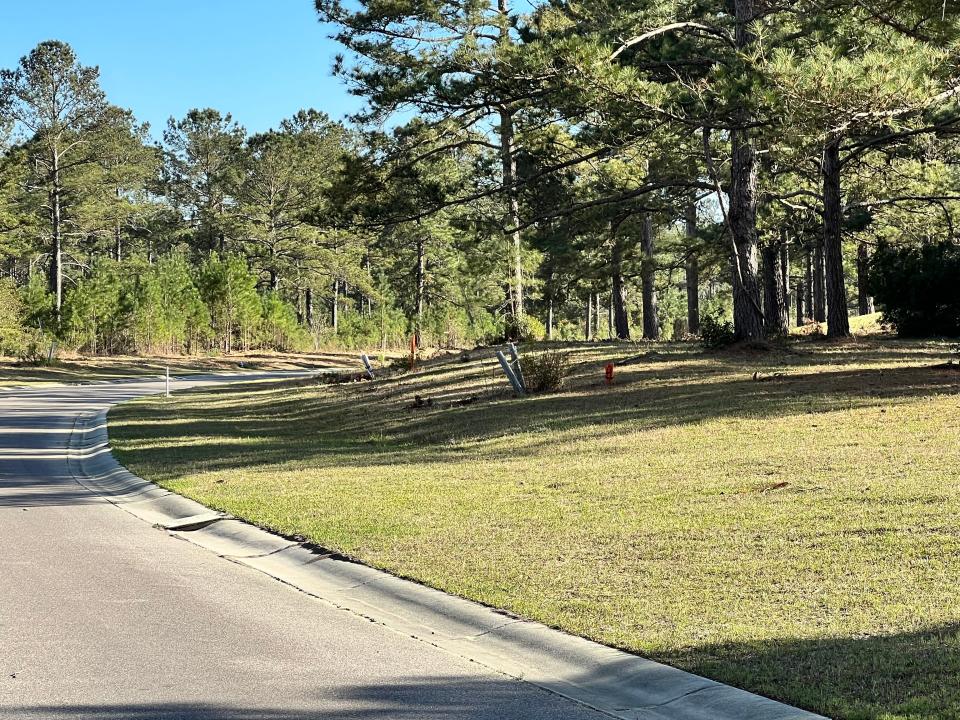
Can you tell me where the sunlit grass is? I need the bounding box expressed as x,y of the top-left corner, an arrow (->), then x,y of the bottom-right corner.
109,336 -> 960,720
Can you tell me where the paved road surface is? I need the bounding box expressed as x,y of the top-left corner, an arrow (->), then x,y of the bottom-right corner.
0,376 -> 606,720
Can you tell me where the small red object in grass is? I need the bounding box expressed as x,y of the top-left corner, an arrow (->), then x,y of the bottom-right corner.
605,362 -> 614,385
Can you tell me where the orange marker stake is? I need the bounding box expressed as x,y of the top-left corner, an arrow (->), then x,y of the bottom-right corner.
605,362 -> 614,385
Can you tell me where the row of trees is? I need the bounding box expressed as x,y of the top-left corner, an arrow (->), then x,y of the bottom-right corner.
317,0 -> 960,341
2,0 -> 960,358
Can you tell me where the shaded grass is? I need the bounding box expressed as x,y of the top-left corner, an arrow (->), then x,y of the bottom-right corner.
0,350 -> 360,386
109,336 -> 960,720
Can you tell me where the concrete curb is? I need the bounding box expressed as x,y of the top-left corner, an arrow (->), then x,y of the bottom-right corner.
69,406 -> 828,720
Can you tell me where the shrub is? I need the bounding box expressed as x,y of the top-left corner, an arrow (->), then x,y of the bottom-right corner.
197,253 -> 262,352
0,278 -> 26,356
869,240 -> 960,337
20,274 -> 55,333
63,259 -> 129,354
503,314 -> 546,343
130,254 -> 212,354
16,328 -> 53,364
259,291 -> 309,351
700,312 -> 736,349
521,349 -> 570,392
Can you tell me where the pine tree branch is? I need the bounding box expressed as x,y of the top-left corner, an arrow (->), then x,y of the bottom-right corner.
610,22 -> 734,61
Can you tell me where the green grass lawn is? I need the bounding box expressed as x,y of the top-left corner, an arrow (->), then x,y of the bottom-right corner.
108,335 -> 960,720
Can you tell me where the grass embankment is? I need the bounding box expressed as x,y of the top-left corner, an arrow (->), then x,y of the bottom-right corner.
109,336 -> 960,720
0,351 -> 358,387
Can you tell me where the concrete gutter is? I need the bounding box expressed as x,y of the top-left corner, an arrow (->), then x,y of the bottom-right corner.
69,407 -> 828,720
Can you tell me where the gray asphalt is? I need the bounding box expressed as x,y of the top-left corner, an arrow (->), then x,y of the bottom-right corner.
0,376 -> 607,720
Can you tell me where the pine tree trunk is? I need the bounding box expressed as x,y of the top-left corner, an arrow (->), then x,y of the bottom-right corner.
728,0 -> 764,341
612,236 -> 630,339
547,296 -> 554,340
728,135 -> 764,341
822,137 -> 849,337
813,241 -> 827,323
684,203 -> 700,335
499,106 -> 523,321
305,287 -> 314,328
415,234 -> 425,348
331,279 -> 339,332
796,279 -> 805,327
362,255 -> 372,317
857,243 -> 875,315
805,251 -> 814,322
496,0 -> 523,321
640,213 -> 659,340
50,149 -> 63,326
585,295 -> 593,340
114,185 -> 123,262
607,293 -> 613,339
595,293 -> 601,339
762,243 -> 788,336
780,232 -> 790,325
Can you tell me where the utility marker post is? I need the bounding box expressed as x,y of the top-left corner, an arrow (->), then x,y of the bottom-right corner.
496,350 -> 525,395
361,353 -> 375,380
507,343 -> 526,392
165,366 -> 171,398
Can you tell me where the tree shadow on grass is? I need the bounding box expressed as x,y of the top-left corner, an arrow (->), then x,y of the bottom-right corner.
110,362 -> 960,480
655,622 -> 960,720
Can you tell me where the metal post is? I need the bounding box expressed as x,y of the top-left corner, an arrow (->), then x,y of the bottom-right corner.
165,366 -> 170,398
506,343 -> 526,392
496,350 -> 525,395
360,353 -> 375,380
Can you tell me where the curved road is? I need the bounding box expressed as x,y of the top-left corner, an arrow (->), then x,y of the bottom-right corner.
0,375 -> 606,720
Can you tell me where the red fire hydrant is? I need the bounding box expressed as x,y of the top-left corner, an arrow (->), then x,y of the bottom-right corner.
605,362 -> 615,385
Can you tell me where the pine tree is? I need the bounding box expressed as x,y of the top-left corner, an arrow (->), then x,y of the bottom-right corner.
0,41 -> 110,324
163,109 -> 245,254
316,0 -> 553,321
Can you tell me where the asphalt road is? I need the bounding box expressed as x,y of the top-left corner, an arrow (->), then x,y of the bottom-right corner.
0,376 -> 606,720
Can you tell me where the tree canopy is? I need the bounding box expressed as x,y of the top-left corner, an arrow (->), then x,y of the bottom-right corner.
2,4 -> 959,355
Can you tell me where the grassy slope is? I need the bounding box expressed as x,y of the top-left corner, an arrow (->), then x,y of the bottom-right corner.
0,351 -> 358,386
109,336 -> 960,720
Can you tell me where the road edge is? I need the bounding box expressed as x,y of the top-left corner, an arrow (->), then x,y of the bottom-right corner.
69,403 -> 827,720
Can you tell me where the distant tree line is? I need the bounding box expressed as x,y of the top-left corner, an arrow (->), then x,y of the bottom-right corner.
2,2 -> 960,358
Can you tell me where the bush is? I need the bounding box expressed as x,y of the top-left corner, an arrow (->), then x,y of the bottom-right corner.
16,328 -> 53,364
20,274 -> 55,333
521,349 -> 570,392
259,291 -> 309,352
869,240 -> 960,337
700,312 -> 736,349
130,254 -> 211,354
197,253 -> 262,352
503,314 -> 546,343
0,278 -> 26,356
64,259 -> 128,354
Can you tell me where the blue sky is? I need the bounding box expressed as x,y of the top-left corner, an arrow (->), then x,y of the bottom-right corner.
1,0 -> 362,139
